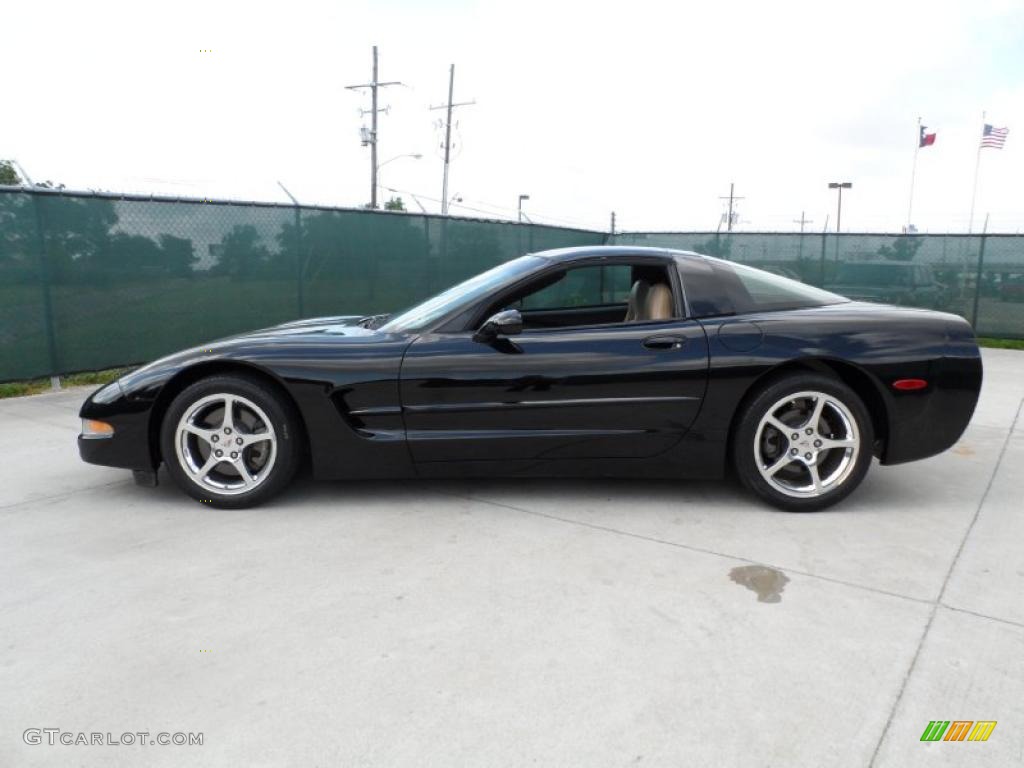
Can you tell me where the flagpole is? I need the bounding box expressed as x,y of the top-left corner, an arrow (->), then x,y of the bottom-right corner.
968,110 -> 985,234
906,116 -> 921,232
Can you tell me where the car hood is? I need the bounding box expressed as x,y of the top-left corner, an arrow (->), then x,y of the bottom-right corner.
113,315 -> 407,400
221,315 -> 372,340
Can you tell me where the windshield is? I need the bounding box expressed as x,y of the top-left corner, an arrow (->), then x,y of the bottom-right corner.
381,255 -> 545,333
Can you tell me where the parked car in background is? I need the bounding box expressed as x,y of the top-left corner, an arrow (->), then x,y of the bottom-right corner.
826,261 -> 946,309
999,274 -> 1024,302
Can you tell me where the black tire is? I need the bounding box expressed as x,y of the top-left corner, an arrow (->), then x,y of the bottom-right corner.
732,373 -> 874,512
159,374 -> 302,508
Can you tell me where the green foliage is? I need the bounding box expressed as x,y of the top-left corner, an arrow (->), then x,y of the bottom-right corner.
0,161 -> 21,186
384,196 -> 406,212
210,225 -> 270,279
0,367 -> 130,399
877,235 -> 923,262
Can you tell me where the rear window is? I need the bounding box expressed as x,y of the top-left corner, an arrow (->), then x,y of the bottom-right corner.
709,258 -> 847,314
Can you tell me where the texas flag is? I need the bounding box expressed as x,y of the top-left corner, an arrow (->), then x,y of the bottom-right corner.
919,125 -> 937,147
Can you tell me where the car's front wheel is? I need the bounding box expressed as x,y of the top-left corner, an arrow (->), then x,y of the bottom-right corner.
732,374 -> 874,512
159,374 -> 302,508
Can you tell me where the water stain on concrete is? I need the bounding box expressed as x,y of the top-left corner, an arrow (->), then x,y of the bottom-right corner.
729,565 -> 790,603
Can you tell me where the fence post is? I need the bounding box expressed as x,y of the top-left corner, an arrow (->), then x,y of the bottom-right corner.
293,205 -> 304,319
28,191 -> 60,379
819,231 -> 828,286
970,233 -> 987,330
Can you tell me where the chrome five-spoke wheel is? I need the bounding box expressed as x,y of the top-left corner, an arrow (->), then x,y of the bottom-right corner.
174,392 -> 277,496
754,390 -> 860,498
733,374 -> 873,512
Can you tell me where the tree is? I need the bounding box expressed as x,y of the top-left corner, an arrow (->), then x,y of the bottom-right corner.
384,196 -> 406,212
877,235 -> 923,262
156,234 -> 198,277
0,161 -> 21,186
211,225 -> 270,279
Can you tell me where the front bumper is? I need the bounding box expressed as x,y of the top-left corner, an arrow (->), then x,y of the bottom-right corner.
78,386 -> 158,471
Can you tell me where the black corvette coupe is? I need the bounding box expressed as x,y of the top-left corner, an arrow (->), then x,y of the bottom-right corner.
79,246 -> 982,511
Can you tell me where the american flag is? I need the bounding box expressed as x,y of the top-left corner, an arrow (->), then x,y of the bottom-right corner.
980,124 -> 1009,149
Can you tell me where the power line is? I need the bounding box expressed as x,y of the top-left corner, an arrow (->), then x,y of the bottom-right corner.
346,45 -> 404,209
429,64 -> 475,215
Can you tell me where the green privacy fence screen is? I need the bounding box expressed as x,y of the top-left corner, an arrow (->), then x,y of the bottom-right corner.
0,188 -> 605,381
611,231 -> 1024,340
2,187 -> 1023,382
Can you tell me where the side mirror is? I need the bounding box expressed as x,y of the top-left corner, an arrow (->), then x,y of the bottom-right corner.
473,309 -> 523,342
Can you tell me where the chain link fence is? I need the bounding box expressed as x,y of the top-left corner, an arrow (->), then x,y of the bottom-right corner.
2,188 -> 1023,382
0,189 -> 604,382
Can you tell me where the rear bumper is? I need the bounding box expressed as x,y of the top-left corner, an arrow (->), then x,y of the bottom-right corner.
881,342 -> 983,465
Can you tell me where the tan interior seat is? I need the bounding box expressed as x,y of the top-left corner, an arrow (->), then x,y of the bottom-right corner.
624,280 -> 650,322
625,280 -> 673,322
644,282 -> 673,321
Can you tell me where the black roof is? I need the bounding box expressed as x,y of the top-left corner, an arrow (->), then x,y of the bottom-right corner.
532,245 -> 705,263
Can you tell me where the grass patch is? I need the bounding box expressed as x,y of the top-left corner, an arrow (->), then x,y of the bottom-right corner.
977,337 -> 1024,350
0,367 -> 132,399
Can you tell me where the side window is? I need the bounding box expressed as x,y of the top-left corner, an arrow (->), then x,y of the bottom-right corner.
520,264 -> 632,310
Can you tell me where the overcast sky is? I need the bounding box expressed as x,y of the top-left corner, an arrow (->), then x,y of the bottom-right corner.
4,0 -> 1023,232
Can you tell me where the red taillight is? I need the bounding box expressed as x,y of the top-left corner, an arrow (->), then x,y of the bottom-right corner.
892,378 -> 928,391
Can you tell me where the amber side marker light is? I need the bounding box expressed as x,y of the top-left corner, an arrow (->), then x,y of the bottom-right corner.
892,378 -> 928,391
81,419 -> 115,438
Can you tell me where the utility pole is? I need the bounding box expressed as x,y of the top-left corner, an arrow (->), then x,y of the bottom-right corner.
793,211 -> 813,233
346,46 -> 403,209
610,211 -> 616,235
430,64 -> 475,215
794,211 -> 812,263
718,182 -> 744,231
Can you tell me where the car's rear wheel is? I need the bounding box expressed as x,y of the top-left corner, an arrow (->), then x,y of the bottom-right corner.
732,374 -> 874,512
160,375 -> 301,508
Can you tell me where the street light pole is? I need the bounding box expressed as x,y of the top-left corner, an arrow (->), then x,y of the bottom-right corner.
518,194 -> 530,223
376,153 -> 422,205
827,182 -> 852,232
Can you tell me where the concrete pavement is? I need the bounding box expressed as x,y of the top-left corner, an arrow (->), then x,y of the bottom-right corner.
1,349 -> 1022,767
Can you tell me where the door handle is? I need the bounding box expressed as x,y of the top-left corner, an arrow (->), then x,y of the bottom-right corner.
642,334 -> 687,350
